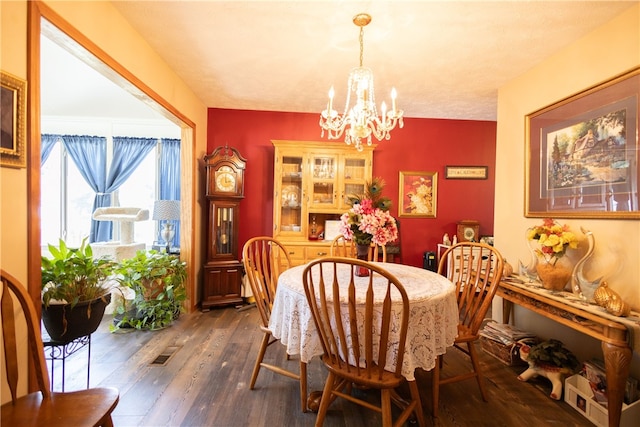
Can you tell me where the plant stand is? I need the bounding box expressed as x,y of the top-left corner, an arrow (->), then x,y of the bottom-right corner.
42,326 -> 91,392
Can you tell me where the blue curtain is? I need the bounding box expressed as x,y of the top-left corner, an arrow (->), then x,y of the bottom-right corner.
62,135 -> 157,242
41,134 -> 60,165
61,135 -> 108,243
97,137 -> 158,239
159,138 -> 181,245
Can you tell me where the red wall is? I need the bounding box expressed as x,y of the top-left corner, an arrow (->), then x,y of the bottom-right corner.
207,108 -> 496,268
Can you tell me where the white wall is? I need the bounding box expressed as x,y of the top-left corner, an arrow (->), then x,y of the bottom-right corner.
495,5 -> 640,375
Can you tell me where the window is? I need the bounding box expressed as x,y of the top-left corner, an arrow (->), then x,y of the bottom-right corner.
117,149 -> 157,245
40,138 -> 174,250
40,142 -> 62,245
40,141 -> 95,247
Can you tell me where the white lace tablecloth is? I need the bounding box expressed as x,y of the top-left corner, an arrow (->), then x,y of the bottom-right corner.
268,262 -> 459,381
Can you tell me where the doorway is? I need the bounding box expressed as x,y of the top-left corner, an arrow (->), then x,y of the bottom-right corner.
28,2 -> 197,311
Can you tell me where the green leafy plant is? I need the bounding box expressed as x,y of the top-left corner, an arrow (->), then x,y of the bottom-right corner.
41,237 -> 116,308
112,250 -> 187,331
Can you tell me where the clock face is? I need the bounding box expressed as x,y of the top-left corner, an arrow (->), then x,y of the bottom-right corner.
463,227 -> 476,241
215,166 -> 236,192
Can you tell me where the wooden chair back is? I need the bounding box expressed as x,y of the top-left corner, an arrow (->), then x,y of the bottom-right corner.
437,242 -> 504,336
369,244 -> 387,263
1,269 -> 119,426
330,236 -> 387,262
302,258 -> 424,426
329,235 -> 356,258
242,236 -> 292,328
303,257 -> 409,382
385,217 -> 401,262
1,270 -> 50,403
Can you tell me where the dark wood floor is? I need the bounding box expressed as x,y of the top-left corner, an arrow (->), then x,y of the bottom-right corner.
50,306 -> 591,426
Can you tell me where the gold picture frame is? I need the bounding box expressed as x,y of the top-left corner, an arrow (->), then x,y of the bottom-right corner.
1,71 -> 27,169
398,171 -> 437,218
445,165 -> 488,180
526,67 -> 639,219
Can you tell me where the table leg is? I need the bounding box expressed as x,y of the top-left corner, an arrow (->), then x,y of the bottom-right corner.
602,341 -> 632,427
502,299 -> 513,324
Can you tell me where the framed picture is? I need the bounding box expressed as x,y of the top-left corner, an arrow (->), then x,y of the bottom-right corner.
445,165 -> 488,180
398,171 -> 437,218
1,71 -> 27,168
526,67 -> 640,219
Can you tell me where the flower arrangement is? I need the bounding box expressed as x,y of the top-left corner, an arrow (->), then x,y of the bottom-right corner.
527,218 -> 578,265
339,177 -> 398,246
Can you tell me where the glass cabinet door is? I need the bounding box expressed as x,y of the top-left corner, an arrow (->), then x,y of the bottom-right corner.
310,154 -> 337,209
339,156 -> 369,209
216,205 -> 235,255
278,155 -> 304,235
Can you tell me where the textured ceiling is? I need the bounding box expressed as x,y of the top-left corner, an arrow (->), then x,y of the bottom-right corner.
42,1 -> 636,122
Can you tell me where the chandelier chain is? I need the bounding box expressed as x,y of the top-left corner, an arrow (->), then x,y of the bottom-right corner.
359,26 -> 364,68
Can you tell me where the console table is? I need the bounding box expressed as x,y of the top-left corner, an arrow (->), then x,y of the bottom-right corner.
498,277 -> 639,427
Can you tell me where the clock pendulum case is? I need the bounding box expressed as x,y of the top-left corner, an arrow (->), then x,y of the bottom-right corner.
202,145 -> 246,310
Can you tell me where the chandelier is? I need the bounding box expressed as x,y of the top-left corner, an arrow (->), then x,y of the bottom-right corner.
319,13 -> 403,151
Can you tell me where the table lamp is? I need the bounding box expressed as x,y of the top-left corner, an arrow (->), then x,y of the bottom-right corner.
152,200 -> 180,253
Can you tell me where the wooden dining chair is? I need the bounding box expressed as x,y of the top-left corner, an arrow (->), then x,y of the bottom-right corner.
431,242 -> 504,417
385,217 -> 401,263
330,236 -> 387,262
369,244 -> 387,263
329,235 -> 356,258
1,269 -> 119,426
302,257 -> 425,427
241,237 -> 308,412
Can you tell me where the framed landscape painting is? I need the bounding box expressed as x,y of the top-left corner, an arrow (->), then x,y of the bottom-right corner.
526,67 -> 640,219
1,71 -> 27,168
398,171 -> 437,218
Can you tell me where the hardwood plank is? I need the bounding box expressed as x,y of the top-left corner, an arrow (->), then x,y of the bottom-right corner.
50,307 -> 592,426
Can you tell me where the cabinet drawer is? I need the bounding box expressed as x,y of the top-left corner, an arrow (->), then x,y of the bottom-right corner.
283,245 -> 305,261
305,245 -> 330,261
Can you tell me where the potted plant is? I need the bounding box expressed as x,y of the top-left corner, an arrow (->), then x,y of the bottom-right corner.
112,250 -> 187,331
41,237 -> 117,341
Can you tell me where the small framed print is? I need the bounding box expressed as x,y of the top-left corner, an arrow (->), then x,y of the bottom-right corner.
1,71 -> 27,168
445,165 -> 488,180
398,171 -> 437,218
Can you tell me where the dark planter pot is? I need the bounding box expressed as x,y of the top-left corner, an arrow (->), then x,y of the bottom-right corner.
42,293 -> 111,342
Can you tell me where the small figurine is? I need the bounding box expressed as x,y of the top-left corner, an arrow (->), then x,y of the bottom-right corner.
452,235 -> 458,245
517,339 -> 579,400
443,233 -> 451,246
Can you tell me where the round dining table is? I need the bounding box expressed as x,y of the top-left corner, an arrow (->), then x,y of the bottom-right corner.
268,261 -> 459,381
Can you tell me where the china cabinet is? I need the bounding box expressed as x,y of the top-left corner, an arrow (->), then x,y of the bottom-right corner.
202,146 -> 246,310
272,140 -> 374,266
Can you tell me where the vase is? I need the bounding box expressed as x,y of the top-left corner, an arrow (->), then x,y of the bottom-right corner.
536,259 -> 572,291
355,244 -> 370,277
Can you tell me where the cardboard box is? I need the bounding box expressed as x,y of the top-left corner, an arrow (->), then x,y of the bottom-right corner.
565,374 -> 640,427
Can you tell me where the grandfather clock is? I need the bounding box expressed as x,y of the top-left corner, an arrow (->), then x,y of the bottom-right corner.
202,145 -> 246,310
